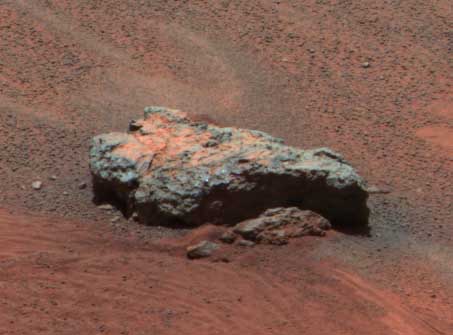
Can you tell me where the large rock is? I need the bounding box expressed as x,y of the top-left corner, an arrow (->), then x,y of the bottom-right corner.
89,107 -> 369,227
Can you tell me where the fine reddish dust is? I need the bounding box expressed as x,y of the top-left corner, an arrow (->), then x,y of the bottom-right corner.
0,210 -> 444,335
416,126 -> 453,152
416,98 -> 453,152
430,100 -> 453,120
1,0 -> 453,334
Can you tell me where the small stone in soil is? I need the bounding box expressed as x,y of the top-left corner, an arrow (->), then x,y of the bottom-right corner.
187,241 -> 219,259
98,204 -> 114,211
32,181 -> 42,190
237,240 -> 256,247
367,185 -> 391,194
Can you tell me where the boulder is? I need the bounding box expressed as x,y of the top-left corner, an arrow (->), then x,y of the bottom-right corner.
90,107 -> 369,227
234,207 -> 331,245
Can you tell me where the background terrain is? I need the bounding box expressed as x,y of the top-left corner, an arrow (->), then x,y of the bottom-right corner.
0,0 -> 452,334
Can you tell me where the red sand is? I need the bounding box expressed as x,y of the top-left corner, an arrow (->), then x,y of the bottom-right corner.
416,126 -> 453,151
1,0 -> 452,334
1,209 -> 449,334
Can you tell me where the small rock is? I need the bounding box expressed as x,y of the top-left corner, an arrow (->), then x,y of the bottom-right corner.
237,240 -> 256,247
219,231 -> 237,244
362,62 -> 370,68
63,191 -> 69,196
111,216 -> 120,223
98,204 -> 114,211
32,181 -> 42,190
187,241 -> 219,259
78,182 -> 87,190
367,185 -> 391,194
49,175 -> 57,180
234,207 -> 331,244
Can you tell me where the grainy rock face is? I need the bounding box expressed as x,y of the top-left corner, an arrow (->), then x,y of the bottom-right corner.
234,207 -> 331,245
90,107 -> 369,227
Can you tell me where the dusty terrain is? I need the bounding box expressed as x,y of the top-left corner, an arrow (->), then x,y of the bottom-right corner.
0,0 -> 452,334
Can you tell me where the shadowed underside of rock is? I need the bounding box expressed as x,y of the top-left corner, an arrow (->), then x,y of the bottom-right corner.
89,107 -> 369,227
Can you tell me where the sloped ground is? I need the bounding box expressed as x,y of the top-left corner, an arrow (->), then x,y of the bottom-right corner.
0,0 -> 452,334
0,209 -> 446,335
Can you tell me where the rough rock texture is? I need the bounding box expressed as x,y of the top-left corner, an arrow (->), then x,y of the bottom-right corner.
90,107 -> 369,227
234,207 -> 331,245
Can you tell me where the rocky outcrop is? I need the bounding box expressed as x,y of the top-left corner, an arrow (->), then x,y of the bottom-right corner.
90,107 -> 369,227
233,207 -> 331,245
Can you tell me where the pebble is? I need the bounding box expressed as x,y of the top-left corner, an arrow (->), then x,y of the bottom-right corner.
78,182 -> 87,190
367,185 -> 391,194
98,204 -> 114,211
32,181 -> 42,190
187,241 -> 219,259
237,239 -> 256,247
362,62 -> 370,68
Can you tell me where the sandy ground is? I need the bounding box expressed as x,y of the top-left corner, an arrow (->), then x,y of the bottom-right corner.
0,0 -> 452,334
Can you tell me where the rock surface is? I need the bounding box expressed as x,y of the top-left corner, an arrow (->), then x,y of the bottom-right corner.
90,107 -> 369,227
234,207 -> 331,245
186,240 -> 219,259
